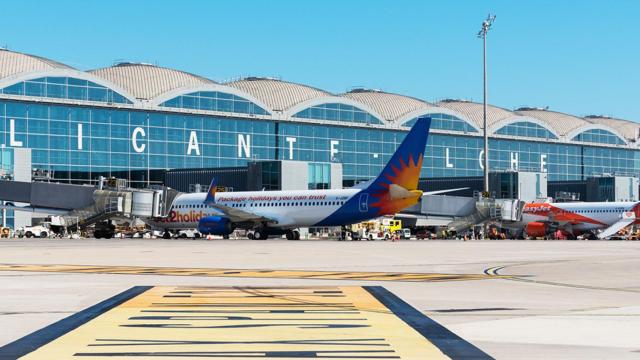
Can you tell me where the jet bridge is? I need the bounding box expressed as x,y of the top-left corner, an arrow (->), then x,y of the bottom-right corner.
447,197 -> 525,233
0,180 -> 179,230
398,193 -> 525,232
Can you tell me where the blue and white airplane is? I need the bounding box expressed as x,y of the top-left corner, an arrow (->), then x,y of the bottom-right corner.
151,117 -> 445,239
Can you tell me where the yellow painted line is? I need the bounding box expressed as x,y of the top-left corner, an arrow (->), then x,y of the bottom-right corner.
0,264 -> 508,282
3,286 -> 491,359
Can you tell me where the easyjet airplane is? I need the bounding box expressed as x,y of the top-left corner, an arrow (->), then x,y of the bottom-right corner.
521,201 -> 640,239
149,117 -> 455,239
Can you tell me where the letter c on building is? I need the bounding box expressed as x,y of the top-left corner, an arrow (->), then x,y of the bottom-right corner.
132,127 -> 146,153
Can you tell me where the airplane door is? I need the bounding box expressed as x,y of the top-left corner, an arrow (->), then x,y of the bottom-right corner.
359,193 -> 369,212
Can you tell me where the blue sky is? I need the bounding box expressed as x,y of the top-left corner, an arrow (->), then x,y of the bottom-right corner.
3,0 -> 639,120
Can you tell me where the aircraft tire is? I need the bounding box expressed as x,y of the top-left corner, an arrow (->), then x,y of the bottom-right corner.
254,230 -> 268,240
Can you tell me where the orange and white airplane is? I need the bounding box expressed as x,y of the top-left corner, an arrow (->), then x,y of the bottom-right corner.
520,201 -> 640,239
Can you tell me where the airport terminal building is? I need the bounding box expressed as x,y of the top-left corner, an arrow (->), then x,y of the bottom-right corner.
1,48 -> 640,192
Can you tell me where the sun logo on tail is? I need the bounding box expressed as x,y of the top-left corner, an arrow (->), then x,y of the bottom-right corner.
370,153 -> 424,215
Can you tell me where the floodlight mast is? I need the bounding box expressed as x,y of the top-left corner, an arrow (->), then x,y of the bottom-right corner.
478,14 -> 495,194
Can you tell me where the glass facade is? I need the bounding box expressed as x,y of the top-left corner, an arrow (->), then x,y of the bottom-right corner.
308,163 -> 331,189
293,103 -> 383,125
0,77 -> 132,104
260,161 -> 280,190
572,128 -> 626,145
403,113 -> 477,133
0,98 -> 639,187
495,121 -> 557,139
160,91 -> 269,115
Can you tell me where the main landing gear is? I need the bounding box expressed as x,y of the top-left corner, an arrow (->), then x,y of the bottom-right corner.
285,229 -> 301,240
250,229 -> 269,240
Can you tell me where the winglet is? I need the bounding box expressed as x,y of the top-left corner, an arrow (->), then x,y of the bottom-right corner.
204,178 -> 217,204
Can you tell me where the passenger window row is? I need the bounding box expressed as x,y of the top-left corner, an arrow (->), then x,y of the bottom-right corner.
563,209 -> 620,213
228,201 -> 345,208
173,201 -> 346,209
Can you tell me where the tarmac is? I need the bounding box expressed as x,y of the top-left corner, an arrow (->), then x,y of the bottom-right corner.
0,238 -> 639,359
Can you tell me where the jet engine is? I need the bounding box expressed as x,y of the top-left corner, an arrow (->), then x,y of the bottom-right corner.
525,221 -> 548,238
197,216 -> 235,235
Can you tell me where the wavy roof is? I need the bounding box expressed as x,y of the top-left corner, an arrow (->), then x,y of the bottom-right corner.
0,48 -> 638,145
226,77 -> 330,112
89,62 -> 215,100
341,89 -> 435,122
436,100 -> 516,130
0,48 -> 73,79
513,108 -> 589,136
584,115 -> 638,140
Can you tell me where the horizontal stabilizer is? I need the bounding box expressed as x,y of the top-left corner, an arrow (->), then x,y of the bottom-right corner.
388,184 -> 423,201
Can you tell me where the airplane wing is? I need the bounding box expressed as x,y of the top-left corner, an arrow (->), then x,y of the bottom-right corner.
597,212 -> 636,239
203,178 -> 278,225
207,202 -> 278,225
423,187 -> 469,196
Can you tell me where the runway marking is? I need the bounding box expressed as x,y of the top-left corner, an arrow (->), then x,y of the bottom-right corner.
0,264 -> 507,283
484,264 -> 640,294
0,286 -> 492,359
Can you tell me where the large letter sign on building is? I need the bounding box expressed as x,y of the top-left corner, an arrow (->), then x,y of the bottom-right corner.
286,137 -> 296,160
77,123 -> 83,150
132,127 -> 146,153
9,119 -> 22,147
510,152 -> 519,170
238,134 -> 251,158
187,131 -> 200,156
330,140 -> 339,160
445,148 -> 454,168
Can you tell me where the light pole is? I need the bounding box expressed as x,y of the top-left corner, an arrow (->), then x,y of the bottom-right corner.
478,14 -> 496,194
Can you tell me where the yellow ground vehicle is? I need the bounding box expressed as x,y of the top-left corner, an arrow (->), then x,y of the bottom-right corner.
382,219 -> 402,233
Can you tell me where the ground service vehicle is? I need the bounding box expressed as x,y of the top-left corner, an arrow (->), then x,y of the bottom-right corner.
16,225 -> 49,238
93,220 -> 116,239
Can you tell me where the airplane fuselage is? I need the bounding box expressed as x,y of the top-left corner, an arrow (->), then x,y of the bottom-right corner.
522,201 -> 640,231
150,188 -> 363,231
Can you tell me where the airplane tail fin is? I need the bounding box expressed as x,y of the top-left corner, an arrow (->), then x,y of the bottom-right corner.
315,117 -> 432,225
364,116 -> 431,214
368,116 -> 431,193
204,178 -> 217,204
